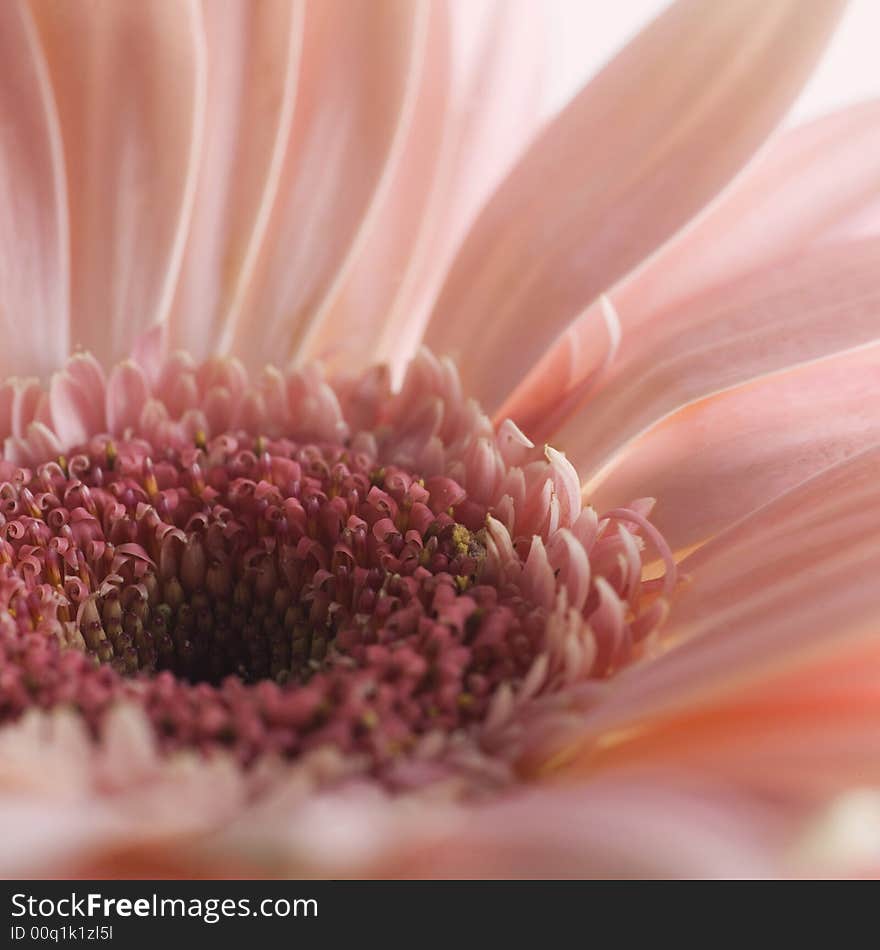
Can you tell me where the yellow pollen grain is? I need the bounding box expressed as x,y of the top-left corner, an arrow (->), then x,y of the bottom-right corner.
451,524 -> 471,556
144,472 -> 159,499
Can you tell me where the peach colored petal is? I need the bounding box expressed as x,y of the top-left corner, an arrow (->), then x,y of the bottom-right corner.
298,0 -> 451,373
106,359 -> 150,435
0,709 -> 805,878
582,638 -> 880,805
225,0 -> 428,370
48,351 -> 107,446
584,341 -> 880,553
391,778 -> 783,878
0,706 -> 248,878
193,770 -> 783,878
4,421 -> 61,466
0,377 -> 41,442
423,0 -> 846,413
29,0 -> 207,366
0,385 -> 13,443
618,99 -> 880,329
552,238 -> 880,484
167,0 -> 304,362
821,194 -> 880,245
0,1 -> 68,380
574,446 -> 880,746
502,99 -> 880,437
305,1 -> 551,379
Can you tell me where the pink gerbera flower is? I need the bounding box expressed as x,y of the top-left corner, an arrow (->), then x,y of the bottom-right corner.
1,0 -> 877,878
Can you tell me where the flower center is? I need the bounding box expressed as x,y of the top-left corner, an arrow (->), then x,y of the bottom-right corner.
0,432 -> 545,769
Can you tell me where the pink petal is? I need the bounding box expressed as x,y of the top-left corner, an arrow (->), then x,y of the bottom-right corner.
297,0 -> 451,373
198,769 -> 781,878
5,378 -> 42,440
0,1 -> 68,379
305,0 -> 552,378
48,352 -> 107,447
586,639 -> 880,805
582,445 -> 880,740
0,706 -> 248,877
0,385 -> 13,443
502,99 -> 880,436
225,0 -> 428,370
167,0 -> 304,362
106,360 -> 150,435
30,0 -> 207,366
424,0 -> 846,412
584,339 -> 880,553
557,237 -> 880,486
821,193 -> 880,245
619,99 -> 880,328
379,777 -> 781,879
5,421 -> 61,466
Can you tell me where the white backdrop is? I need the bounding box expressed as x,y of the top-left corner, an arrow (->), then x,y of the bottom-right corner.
541,0 -> 880,127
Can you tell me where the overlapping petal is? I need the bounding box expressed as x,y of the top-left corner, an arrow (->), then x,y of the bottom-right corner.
29,0 -> 206,366
582,340 -> 880,551
205,773 -> 782,879
0,1 -> 68,380
0,706 -> 248,878
550,238 -> 880,491
585,639 -> 880,805
539,231 -> 880,486
566,446 -> 880,762
304,1 -> 552,377
225,0 -> 429,370
167,0 -> 304,362
501,100 -> 880,437
423,0 -> 847,412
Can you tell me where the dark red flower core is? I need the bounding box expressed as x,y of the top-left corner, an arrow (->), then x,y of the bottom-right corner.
0,433 -> 545,770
